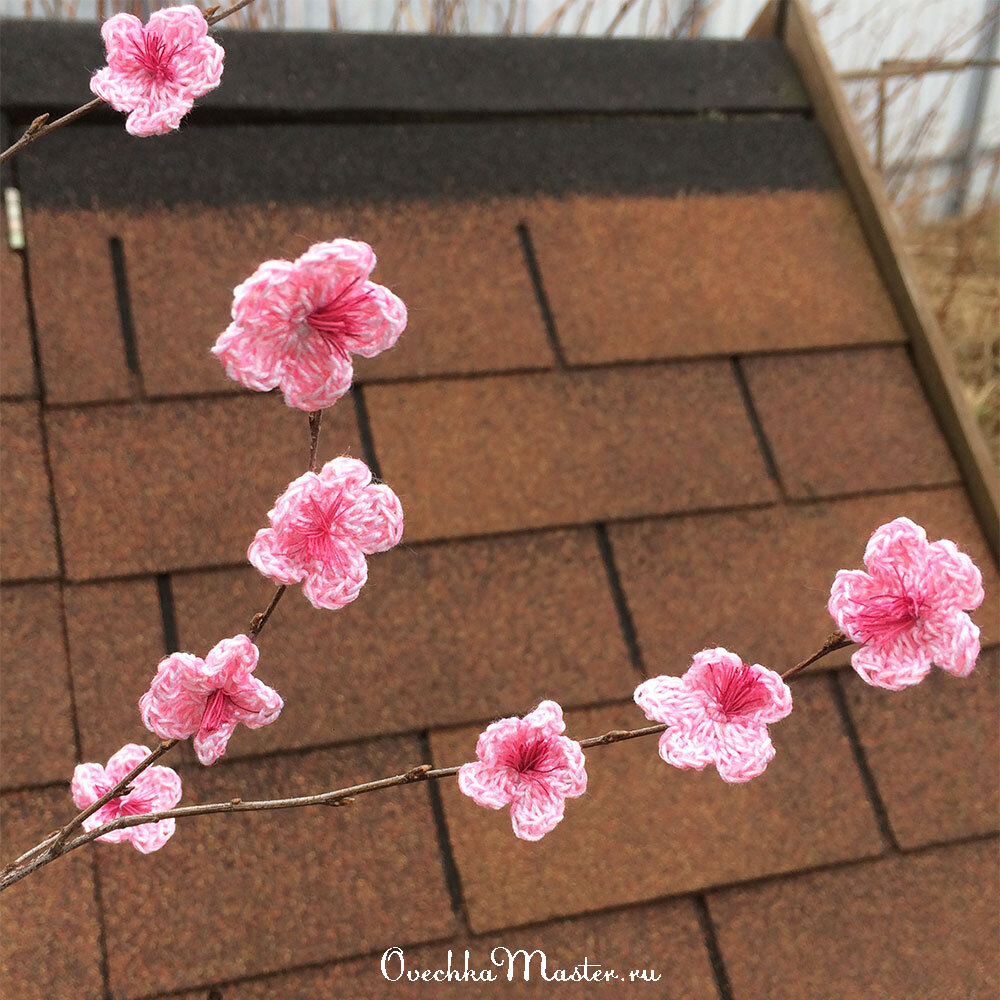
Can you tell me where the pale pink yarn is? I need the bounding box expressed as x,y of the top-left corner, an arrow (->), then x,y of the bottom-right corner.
457,700 -> 587,841
249,456 -> 403,610
212,240 -> 407,411
829,516 -> 984,690
71,744 -> 182,853
139,635 -> 282,765
634,649 -> 793,783
90,6 -> 224,137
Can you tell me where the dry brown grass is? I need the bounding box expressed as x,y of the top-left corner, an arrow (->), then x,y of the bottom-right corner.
909,205 -> 1000,463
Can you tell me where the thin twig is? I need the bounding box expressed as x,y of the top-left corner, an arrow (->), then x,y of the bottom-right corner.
248,585 -> 287,641
308,410 -> 323,473
0,0 -> 258,166
1,631 -> 856,891
781,632 -> 853,681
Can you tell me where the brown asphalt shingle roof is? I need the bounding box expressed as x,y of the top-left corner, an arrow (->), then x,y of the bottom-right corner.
1,23 -> 996,1000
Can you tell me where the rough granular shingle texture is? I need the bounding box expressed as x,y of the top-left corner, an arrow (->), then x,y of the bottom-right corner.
164,900 -> 720,999
743,347 -> 960,497
0,584 -> 77,787
24,208 -> 133,405
62,579 -> 169,760
171,528 -> 635,754
96,743 -> 456,998
367,364 -> 776,541
528,191 -> 906,363
45,395 -> 361,579
113,201 -> 553,397
845,646 -> 999,848
709,840 -> 999,1000
0,241 -> 34,398
0,401 -> 59,580
610,487 -> 999,675
2,25 -> 997,1000
0,787 -> 106,1000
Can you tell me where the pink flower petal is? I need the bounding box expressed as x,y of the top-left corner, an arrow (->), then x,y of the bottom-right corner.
851,637 -> 932,690
300,549 -> 369,610
90,65 -> 150,111
71,763 -> 108,810
128,817 -> 177,854
713,721 -> 776,783
475,716 -> 525,766
140,652 -> 211,740
633,674 -> 702,725
928,608 -> 980,678
193,718 -> 239,765
926,539 -> 985,611
549,736 -> 588,798
295,239 -> 376,314
278,334 -> 354,411
211,323 -> 282,392
457,760 -> 515,809
229,676 -> 284,728
751,666 -> 793,725
99,12 -> 144,66
204,634 -> 258,681
863,517 -> 929,581
686,647 -> 744,694
124,91 -> 191,136
657,722 -> 717,772
230,259 -> 308,339
105,742 -> 154,781
247,528 -> 304,586
509,782 -> 566,842
521,700 -> 566,739
145,5 -> 212,50
336,282 -> 408,359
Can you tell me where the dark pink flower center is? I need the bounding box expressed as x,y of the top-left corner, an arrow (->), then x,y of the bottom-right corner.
284,491 -> 353,565
306,277 -> 376,343
201,688 -> 231,733
94,783 -> 157,819
500,735 -> 561,777
129,31 -> 183,83
851,591 -> 923,644
708,663 -> 771,721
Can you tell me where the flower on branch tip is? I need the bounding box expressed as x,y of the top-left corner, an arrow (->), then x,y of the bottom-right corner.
90,5 -> 224,137
457,700 -> 587,841
212,239 -> 407,411
71,744 -> 182,853
249,456 -> 403,610
634,649 -> 792,784
139,635 -> 283,765
829,516 -> 984,690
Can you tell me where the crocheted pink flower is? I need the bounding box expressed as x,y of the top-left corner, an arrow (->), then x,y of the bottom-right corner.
212,240 -> 407,411
829,516 -> 984,690
71,744 -> 182,853
249,456 -> 403,610
457,700 -> 587,841
139,635 -> 282,765
634,649 -> 793,783
90,6 -> 224,137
